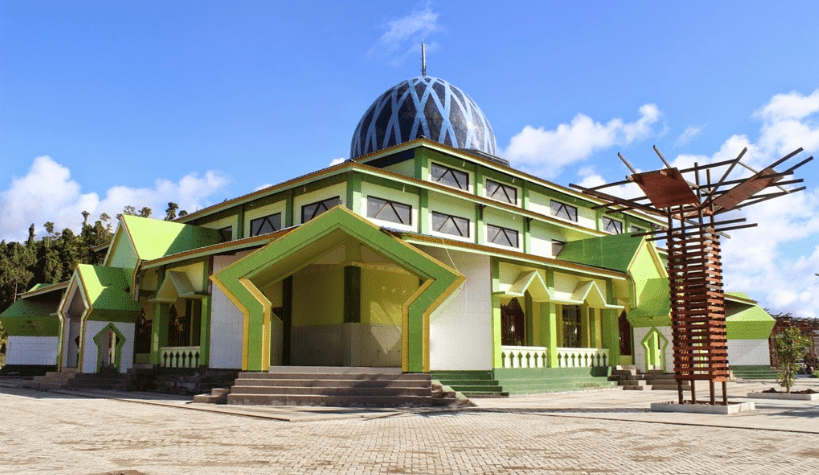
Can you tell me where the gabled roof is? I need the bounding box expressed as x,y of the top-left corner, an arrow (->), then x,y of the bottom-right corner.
120,214 -> 221,261
21,281 -> 69,300
0,299 -> 60,336
75,264 -> 142,320
557,233 -> 644,273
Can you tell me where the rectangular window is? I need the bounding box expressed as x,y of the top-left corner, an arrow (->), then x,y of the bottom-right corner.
603,217 -> 623,234
218,226 -> 233,243
431,211 -> 470,237
550,200 -> 578,221
301,196 -> 341,223
431,162 -> 469,190
486,179 -> 517,204
562,305 -> 581,348
487,224 -> 519,248
552,240 -> 565,257
249,213 -> 282,236
366,196 -> 412,225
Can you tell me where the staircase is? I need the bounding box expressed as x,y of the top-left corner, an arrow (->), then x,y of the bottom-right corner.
23,367 -> 132,392
431,371 -> 508,398
495,367 -> 617,394
225,367 -> 470,407
609,367 -> 691,391
730,365 -> 780,380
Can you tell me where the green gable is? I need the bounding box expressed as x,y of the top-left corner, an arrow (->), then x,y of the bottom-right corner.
0,300 -> 60,336
558,233 -> 643,273
122,215 -> 221,261
76,265 -> 143,321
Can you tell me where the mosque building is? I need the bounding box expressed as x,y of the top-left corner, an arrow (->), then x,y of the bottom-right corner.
0,56 -> 779,400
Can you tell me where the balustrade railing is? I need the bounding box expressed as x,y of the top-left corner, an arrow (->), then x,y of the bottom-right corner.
500,345 -> 548,369
555,347 -> 609,368
160,346 -> 201,368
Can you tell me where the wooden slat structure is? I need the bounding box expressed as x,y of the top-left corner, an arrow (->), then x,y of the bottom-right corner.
570,146 -> 812,405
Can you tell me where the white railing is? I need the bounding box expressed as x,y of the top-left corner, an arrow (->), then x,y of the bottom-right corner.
160,346 -> 201,368
556,347 -> 609,368
501,345 -> 548,369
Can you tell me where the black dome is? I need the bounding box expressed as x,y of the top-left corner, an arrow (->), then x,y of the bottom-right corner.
350,76 -> 496,159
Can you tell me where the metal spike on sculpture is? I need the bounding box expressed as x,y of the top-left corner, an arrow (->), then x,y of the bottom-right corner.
570,146 -> 813,405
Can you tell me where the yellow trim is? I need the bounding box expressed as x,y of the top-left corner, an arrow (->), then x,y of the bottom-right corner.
402,279 -> 434,373
241,277 -> 272,372
210,274 -> 251,371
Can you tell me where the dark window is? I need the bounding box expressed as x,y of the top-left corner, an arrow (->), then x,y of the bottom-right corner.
487,224 -> 519,248
218,226 -> 233,242
550,200 -> 578,221
486,179 -> 517,204
367,196 -> 412,225
249,213 -> 281,236
301,196 -> 341,223
552,240 -> 565,256
432,211 -> 469,237
562,305 -> 581,348
431,163 -> 469,190
603,217 -> 623,234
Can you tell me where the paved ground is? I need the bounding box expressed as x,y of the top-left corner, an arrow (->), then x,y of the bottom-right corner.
1,378 -> 818,474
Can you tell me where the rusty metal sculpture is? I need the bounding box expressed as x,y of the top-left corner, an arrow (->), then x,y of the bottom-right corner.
570,146 -> 812,405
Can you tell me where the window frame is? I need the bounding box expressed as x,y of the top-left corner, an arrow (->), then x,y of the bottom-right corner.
602,216 -> 624,234
486,224 -> 519,248
218,226 -> 233,242
550,200 -> 578,222
249,213 -> 282,237
485,179 -> 518,205
431,211 -> 470,238
301,196 -> 341,223
430,162 -> 470,191
366,196 -> 413,226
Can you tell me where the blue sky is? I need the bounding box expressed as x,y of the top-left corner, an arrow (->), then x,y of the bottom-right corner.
2,1 -> 818,318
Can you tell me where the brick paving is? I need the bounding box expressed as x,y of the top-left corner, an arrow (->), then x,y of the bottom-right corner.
1,385 -> 818,475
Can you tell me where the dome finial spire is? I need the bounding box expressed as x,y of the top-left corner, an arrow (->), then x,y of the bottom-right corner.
421,41 -> 427,77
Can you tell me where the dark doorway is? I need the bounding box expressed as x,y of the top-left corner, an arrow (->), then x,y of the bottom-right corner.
501,298 -> 525,346
619,311 -> 633,356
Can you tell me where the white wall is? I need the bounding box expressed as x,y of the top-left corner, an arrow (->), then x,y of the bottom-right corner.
210,255 -> 245,369
728,339 -> 772,366
82,320 -> 135,373
6,336 -> 58,366
422,247 -> 493,371
633,325 -> 673,373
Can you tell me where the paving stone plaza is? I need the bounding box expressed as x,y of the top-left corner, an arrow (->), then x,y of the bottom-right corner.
1,378 -> 818,475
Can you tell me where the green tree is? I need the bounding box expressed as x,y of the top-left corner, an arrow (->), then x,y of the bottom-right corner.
165,202 -> 178,221
774,327 -> 810,393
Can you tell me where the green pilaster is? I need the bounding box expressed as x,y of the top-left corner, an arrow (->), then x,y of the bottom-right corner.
151,303 -> 170,365
475,168 -> 484,197
199,259 -> 211,367
601,309 -> 620,366
419,189 -> 430,234
236,205 -> 245,239
343,266 -> 361,323
542,302 -> 559,367
522,182 -> 530,210
476,205 -> 485,245
595,209 -> 603,232
414,148 -> 429,180
346,173 -> 362,215
524,291 -> 534,346
284,191 -> 294,228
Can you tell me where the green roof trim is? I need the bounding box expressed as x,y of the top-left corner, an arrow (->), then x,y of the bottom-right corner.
76,264 -> 142,322
122,215 -> 221,261
0,300 -> 60,336
557,233 -> 643,273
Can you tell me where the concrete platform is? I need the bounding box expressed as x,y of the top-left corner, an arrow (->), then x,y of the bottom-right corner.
650,401 -> 756,414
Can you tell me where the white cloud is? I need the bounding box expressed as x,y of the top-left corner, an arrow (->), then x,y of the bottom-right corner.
369,7 -> 440,65
673,124 -> 706,147
504,104 -> 661,179
0,155 -> 230,242
329,157 -> 346,166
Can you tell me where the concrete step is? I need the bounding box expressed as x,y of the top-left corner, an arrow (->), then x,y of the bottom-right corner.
226,394 -> 461,407
230,385 -> 432,397
232,378 -> 430,388
241,372 -> 430,381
